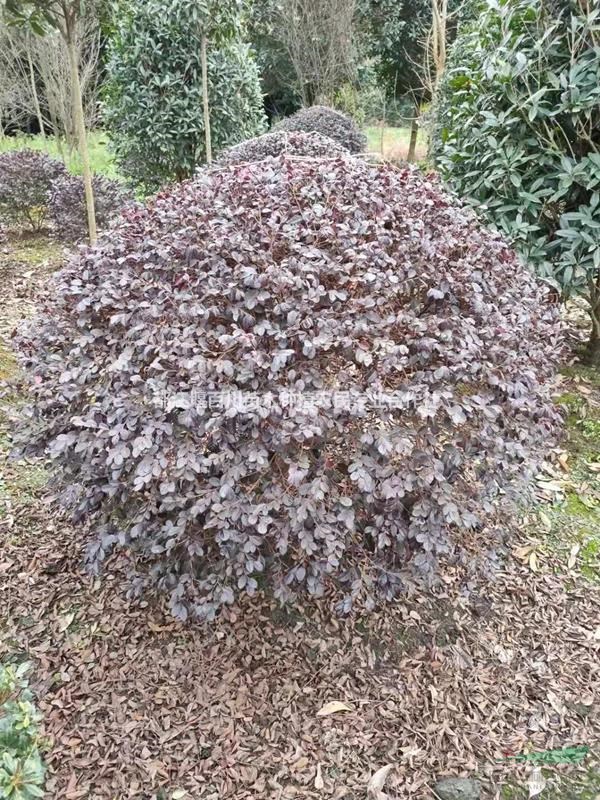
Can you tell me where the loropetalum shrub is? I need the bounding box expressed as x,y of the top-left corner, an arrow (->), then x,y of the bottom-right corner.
16,156 -> 562,621
0,149 -> 66,231
49,174 -> 133,242
0,662 -> 45,800
275,105 -> 367,153
432,0 -> 600,365
217,130 -> 350,166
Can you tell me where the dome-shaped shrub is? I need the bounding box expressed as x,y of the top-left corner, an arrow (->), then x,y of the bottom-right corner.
275,105 -> 367,153
217,130 -> 350,166
49,174 -> 134,242
16,156 -> 562,620
0,149 -> 67,231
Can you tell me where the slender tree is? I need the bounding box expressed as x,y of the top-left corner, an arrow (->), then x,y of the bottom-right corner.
104,0 -> 265,190
4,0 -> 97,243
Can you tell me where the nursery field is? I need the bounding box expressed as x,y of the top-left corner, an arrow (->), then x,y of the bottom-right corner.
364,125 -> 428,162
0,132 -> 120,181
1,224 -> 599,798
1,0 -> 599,797
0,126 -> 425,181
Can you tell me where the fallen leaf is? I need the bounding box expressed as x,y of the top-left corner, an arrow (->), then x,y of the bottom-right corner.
316,700 -> 353,716
514,545 -> 533,561
367,763 -> 395,799
528,766 -> 546,797
539,511 -> 552,531
568,543 -> 581,569
529,551 -> 539,572
58,612 -> 76,632
314,763 -> 324,791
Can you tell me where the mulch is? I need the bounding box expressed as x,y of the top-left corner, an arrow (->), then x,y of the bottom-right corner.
1,238 -> 599,800
1,494 -> 599,800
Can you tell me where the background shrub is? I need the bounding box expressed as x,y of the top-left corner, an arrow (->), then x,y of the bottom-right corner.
432,0 -> 600,365
217,130 -> 350,166
104,0 -> 266,192
275,105 -> 367,153
0,662 -> 45,800
0,149 -> 66,231
49,174 -> 133,241
16,156 -> 562,621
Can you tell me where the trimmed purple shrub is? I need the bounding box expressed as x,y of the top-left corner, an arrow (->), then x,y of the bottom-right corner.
15,156 -> 562,620
217,130 -> 350,166
275,106 -> 367,153
0,149 -> 67,231
49,174 -> 134,242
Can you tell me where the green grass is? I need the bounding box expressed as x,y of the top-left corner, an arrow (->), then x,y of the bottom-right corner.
364,125 -> 428,161
529,366 -> 600,581
500,762 -> 600,799
0,131 -> 120,179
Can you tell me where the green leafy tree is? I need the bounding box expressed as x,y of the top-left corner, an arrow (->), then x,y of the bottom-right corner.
433,0 -> 600,366
4,0 -> 98,242
246,0 -> 300,118
104,0 -> 266,190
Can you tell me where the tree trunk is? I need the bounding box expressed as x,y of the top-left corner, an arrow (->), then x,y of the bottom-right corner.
584,299 -> 600,368
201,33 -> 212,166
66,33 -> 96,244
27,38 -> 46,138
407,100 -> 420,163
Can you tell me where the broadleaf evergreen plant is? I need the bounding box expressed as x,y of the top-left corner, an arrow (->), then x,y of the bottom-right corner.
104,0 -> 266,191
433,0 -> 600,365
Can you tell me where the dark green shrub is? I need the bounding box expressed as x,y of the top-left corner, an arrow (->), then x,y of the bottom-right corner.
104,0 -> 266,192
275,106 -> 366,153
16,156 -> 562,621
0,149 -> 66,231
432,0 -> 600,365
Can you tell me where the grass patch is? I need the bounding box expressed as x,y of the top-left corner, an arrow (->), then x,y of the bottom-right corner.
0,130 -> 120,180
4,232 -> 66,267
0,341 -> 18,382
530,365 -> 600,580
500,763 -> 600,799
364,125 -> 428,161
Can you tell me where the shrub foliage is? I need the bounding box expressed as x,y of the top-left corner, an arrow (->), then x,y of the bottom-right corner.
104,0 -> 266,191
49,174 -> 133,241
276,105 -> 366,153
217,130 -> 350,165
0,149 -> 66,231
17,156 -> 562,620
0,662 -> 45,800
432,0 -> 600,365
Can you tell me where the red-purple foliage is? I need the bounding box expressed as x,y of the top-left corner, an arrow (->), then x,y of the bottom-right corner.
16,156 -> 563,620
0,149 -> 67,231
49,174 -> 134,242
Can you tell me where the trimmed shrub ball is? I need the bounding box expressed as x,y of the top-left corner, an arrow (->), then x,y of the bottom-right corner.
0,149 -> 67,231
49,174 -> 134,242
16,155 -> 563,621
275,105 -> 367,153
217,130 -> 350,166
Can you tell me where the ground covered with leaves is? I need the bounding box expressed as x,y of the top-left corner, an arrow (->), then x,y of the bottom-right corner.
1,235 -> 599,800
